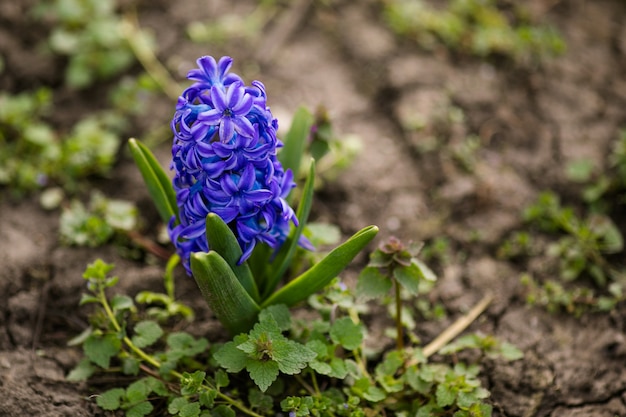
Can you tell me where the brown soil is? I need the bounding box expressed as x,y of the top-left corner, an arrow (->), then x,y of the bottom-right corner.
1,0 -> 626,416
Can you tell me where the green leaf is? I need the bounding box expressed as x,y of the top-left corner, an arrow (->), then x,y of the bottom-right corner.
414,259 -> 437,282
191,251 -> 261,335
84,333 -> 121,369
261,225 -> 379,308
214,336 -> 250,373
498,342 -> 524,361
278,106 -> 314,180
258,304 -> 291,332
330,317 -> 363,351
262,159 -> 316,299
393,263 -> 422,294
111,294 -> 134,311
247,359 -> 279,392
126,402 -> 153,417
169,397 -> 189,414
204,213 -> 260,302
180,371 -> 206,396
128,138 -> 177,225
66,358 -> 96,381
272,339 -> 316,374
83,259 -> 115,281
436,383 -> 456,407
178,402 -> 201,417
356,266 -> 392,300
96,387 -> 125,410
211,405 -> 236,417
131,321 -> 163,349
125,378 -> 151,403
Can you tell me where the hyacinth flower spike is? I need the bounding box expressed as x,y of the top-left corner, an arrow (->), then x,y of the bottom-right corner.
129,55 -> 378,334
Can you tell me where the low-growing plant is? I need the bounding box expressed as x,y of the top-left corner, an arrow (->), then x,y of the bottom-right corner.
0,89 -> 122,196
33,0 -> 136,89
67,55 -> 519,416
383,0 -> 565,63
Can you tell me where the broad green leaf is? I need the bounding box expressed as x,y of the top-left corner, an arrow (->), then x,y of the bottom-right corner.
128,138 -> 177,225
205,213 -> 260,302
278,106 -> 314,180
356,266 -> 391,300
84,333 -> 121,369
214,335 -> 250,373
132,320 -> 163,349
191,251 -> 261,335
262,159 -> 316,299
126,402 -> 153,417
436,383 -> 456,408
393,263 -> 422,295
111,294 -> 134,311
66,358 -> 96,382
211,405 -> 236,417
414,259 -> 437,282
258,304 -> 291,332
96,388 -> 125,410
272,339 -> 316,374
261,225 -> 379,308
330,317 -> 364,351
247,360 -> 279,392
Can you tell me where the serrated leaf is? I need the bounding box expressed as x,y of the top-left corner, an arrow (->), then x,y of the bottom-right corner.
215,369 -> 229,388
247,359 -> 279,392
214,337 -> 249,373
169,397 -> 189,414
200,389 -> 217,408
393,263 -> 422,295
191,251 -> 260,335
211,405 -> 236,417
122,356 -> 140,375
66,358 -> 96,381
357,266 -> 392,300
330,317 -> 363,351
436,383 -> 456,407
259,304 -> 291,332
127,401 -> 153,417
273,339 -> 316,374
96,388 -> 125,410
126,378 -> 151,403
132,320 -> 163,348
180,371 -> 206,396
262,225 -> 379,308
128,138 -> 178,225
178,402 -> 201,417
84,333 -> 121,368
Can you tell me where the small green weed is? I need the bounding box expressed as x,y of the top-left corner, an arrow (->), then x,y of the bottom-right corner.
383,0 -> 565,63
69,238 -> 519,416
33,0 -> 135,89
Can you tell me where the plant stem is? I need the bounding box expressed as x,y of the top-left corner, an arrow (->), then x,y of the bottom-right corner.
97,286 -> 263,417
394,279 -> 403,352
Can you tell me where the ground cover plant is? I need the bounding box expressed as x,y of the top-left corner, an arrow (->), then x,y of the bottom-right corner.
2,0 -> 626,416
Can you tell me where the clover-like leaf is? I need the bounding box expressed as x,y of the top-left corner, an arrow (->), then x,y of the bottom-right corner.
131,320 -> 163,349
357,266 -> 392,300
330,317 -> 363,351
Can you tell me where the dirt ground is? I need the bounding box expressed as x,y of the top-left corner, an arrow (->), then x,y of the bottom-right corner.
1,0 -> 626,416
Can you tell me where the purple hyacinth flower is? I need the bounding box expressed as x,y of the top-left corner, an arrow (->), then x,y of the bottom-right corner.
168,56 -> 302,274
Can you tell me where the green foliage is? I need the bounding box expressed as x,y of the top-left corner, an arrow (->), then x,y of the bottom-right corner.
509,129 -> 626,316
383,0 -> 565,63
214,310 -> 316,392
60,191 -> 138,247
33,0 -> 136,89
0,90 -> 122,196
71,250 -> 516,417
